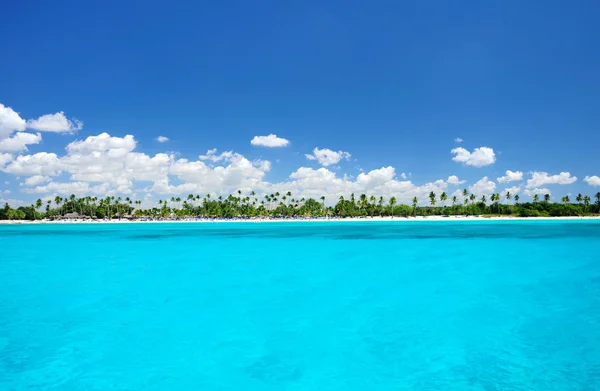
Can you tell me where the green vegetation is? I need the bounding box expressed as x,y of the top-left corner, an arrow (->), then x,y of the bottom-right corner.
2,190 -> 600,220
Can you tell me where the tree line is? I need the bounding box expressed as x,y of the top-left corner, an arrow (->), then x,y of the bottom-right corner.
1,190 -> 600,220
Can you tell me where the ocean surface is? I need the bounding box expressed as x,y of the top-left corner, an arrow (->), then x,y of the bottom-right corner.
1,221 -> 600,390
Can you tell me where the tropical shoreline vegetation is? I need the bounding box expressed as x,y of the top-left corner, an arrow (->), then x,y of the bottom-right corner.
2,190 -> 600,221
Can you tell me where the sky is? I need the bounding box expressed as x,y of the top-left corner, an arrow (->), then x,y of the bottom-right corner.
1,0 -> 600,207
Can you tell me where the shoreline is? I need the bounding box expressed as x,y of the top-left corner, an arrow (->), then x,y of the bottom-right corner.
1,215 -> 599,224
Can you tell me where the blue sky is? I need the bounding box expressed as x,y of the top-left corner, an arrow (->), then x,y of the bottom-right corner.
1,0 -> 599,206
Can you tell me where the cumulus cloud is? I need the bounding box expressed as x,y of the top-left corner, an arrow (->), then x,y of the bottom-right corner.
0,153 -> 13,168
454,137 -> 463,143
526,172 -> 577,189
21,175 -> 52,187
0,132 -> 42,152
67,132 -> 136,156
0,103 -> 27,139
451,147 -> 496,167
502,186 -> 521,195
524,188 -> 551,197
0,198 -> 25,207
305,147 -> 351,167
250,134 -> 290,147
26,111 -> 83,133
447,175 -> 466,185
2,152 -> 63,176
23,181 -> 109,195
583,176 -> 600,187
156,136 -> 169,143
275,166 -> 447,206
199,149 -> 235,163
468,176 -> 496,197
497,170 -> 523,183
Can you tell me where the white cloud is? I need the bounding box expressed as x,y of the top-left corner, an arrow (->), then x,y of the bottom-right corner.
0,132 -> 42,152
468,176 -> 496,197
400,172 -> 407,179
0,103 -> 27,139
497,170 -> 523,183
502,186 -> 521,195
0,198 -> 26,208
250,134 -> 290,147
67,132 -> 136,156
21,175 -> 52,187
2,152 -> 63,176
0,153 -> 13,168
305,147 -> 351,167
454,137 -> 463,143
167,152 -> 271,195
277,166 -> 447,206
156,136 -> 169,143
199,149 -> 235,163
451,147 -> 496,167
524,188 -> 551,197
447,175 -> 466,185
26,111 -> 83,133
583,176 -> 600,187
23,181 -> 108,195
253,159 -> 272,172
526,172 -> 577,189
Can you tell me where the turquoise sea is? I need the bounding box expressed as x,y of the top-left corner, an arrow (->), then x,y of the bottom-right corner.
1,221 -> 600,390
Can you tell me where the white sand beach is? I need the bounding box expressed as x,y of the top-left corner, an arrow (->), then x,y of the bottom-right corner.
1,215 -> 599,224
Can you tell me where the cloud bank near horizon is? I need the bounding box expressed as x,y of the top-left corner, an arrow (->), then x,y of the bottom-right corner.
1,102 -> 598,208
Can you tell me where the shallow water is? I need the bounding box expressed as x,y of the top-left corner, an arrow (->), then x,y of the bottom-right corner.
1,221 -> 600,390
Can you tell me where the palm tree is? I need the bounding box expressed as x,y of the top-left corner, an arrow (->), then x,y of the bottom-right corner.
429,192 -> 436,210
55,195 -> 62,215
481,195 -> 487,205
412,196 -> 418,216
576,193 -> 583,205
505,192 -> 511,204
440,192 -> 447,208
544,194 -> 550,203
389,196 -> 397,218
561,195 -> 570,204
514,194 -> 520,204
583,195 -> 591,213
533,194 -> 539,203
359,194 -> 367,211
320,196 -> 326,215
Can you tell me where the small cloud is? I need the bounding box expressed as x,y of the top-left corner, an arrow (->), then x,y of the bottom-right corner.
584,175 -> 600,187
526,172 -> 576,189
27,111 -> 82,133
447,175 -> 466,185
306,147 -> 351,167
451,146 -> 496,167
156,136 -> 169,143
250,134 -> 290,147
454,137 -> 463,143
400,172 -> 407,179
497,170 -> 523,183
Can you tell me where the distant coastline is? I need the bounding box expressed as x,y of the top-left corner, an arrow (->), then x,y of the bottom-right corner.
2,215 -> 599,224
